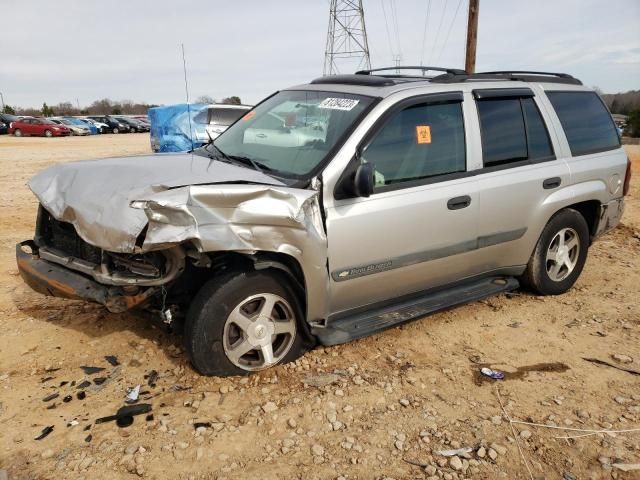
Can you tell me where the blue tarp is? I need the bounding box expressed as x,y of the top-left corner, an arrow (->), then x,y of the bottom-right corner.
148,103 -> 209,152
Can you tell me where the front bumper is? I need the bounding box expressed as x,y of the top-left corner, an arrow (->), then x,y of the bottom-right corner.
16,241 -> 156,313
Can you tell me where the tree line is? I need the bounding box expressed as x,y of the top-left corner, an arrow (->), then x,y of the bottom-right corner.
1,96 -> 243,117
601,90 -> 640,137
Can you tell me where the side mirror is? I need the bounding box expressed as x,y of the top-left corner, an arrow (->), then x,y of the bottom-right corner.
354,162 -> 374,198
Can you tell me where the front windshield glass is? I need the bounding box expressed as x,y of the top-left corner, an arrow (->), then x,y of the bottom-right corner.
208,90 -> 374,178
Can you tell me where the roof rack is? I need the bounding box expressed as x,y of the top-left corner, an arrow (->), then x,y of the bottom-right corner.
431,70 -> 582,85
355,66 -> 467,77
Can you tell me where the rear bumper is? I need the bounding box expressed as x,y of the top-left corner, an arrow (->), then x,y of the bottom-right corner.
594,198 -> 625,238
16,241 -> 155,313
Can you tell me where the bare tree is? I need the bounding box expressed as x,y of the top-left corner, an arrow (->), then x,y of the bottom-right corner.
195,95 -> 215,104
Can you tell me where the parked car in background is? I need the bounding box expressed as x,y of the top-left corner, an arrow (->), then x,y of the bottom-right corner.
80,118 -> 109,134
114,116 -> 149,133
0,113 -> 21,133
86,115 -> 129,133
0,121 -> 7,135
51,118 -> 90,136
9,117 -> 70,137
71,118 -> 99,135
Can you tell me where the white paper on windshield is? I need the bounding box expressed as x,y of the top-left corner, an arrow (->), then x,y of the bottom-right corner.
318,98 -> 360,111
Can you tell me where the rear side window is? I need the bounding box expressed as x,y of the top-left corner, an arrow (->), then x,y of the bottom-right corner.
547,91 -> 620,156
362,100 -> 466,187
477,96 -> 554,167
209,108 -> 247,126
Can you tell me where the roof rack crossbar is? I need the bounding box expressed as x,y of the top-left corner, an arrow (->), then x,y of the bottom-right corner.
430,71 -> 582,86
356,66 -> 467,77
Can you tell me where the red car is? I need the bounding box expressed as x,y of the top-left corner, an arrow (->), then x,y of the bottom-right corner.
9,117 -> 71,137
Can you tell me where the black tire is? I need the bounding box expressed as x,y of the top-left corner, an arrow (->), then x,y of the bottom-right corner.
113,128 -> 119,134
14,128 -> 22,137
522,208 -> 590,295
44,129 -> 53,138
184,269 -> 311,376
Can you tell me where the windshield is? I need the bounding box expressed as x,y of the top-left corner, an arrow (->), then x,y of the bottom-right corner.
207,90 -> 374,178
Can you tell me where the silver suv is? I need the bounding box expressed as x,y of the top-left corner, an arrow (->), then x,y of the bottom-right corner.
17,67 -> 631,376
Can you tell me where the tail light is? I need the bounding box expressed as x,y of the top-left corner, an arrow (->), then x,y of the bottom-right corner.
623,157 -> 632,196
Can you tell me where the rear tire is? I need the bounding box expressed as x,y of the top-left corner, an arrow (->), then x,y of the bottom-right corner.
522,208 -> 589,295
184,270 -> 310,376
14,129 -> 22,137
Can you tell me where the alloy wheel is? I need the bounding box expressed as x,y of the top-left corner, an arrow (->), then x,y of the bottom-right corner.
546,227 -> 580,282
222,293 -> 297,371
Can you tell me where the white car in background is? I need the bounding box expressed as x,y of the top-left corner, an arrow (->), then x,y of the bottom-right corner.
50,118 -> 90,136
201,104 -> 251,141
81,118 -> 109,134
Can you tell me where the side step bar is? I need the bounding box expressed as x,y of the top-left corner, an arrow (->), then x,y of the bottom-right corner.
313,276 -> 519,346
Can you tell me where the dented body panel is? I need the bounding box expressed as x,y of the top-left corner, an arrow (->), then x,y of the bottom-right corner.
25,153 -> 330,321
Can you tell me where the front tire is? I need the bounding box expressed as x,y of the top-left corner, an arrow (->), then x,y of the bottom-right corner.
44,129 -> 53,138
113,128 -> 119,134
184,270 -> 309,376
522,208 -> 589,295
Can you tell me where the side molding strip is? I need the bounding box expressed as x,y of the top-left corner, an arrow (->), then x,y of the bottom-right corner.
331,227 -> 527,282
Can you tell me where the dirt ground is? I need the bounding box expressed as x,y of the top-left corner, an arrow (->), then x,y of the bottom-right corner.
0,134 -> 639,480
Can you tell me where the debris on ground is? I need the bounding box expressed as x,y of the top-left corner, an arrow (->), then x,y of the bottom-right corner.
480,367 -> 505,380
95,404 -> 152,426
104,355 -> 120,366
125,385 -> 140,404
34,426 -> 54,440
582,357 -> 640,375
42,393 -> 59,402
80,366 -> 105,375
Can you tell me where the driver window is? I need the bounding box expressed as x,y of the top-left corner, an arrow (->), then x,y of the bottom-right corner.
362,100 -> 466,187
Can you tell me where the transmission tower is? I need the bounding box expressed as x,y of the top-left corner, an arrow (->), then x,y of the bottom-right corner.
323,0 -> 372,75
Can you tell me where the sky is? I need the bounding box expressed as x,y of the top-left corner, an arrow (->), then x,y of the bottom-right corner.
1,0 -> 639,109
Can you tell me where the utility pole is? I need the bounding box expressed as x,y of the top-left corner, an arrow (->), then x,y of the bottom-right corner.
0,91 -> 4,111
465,0 -> 479,73
323,0 -> 371,75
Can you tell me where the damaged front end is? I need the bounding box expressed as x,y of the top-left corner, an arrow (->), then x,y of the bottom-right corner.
17,206 -> 186,313
18,163 -> 329,322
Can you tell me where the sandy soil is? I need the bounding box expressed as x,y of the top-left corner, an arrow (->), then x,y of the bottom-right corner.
0,135 -> 639,480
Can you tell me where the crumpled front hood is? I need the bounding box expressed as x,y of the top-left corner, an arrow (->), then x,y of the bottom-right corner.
28,152 -> 285,252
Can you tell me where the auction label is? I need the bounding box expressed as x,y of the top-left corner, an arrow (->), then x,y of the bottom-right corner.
318,98 -> 360,111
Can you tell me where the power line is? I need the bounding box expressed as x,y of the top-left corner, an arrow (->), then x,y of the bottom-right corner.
428,0 -> 448,66
420,0 -> 432,66
435,0 -> 465,64
390,0 -> 403,59
323,0 -> 371,75
380,0 -> 396,61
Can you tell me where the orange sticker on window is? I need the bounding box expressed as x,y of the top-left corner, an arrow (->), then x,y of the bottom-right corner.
416,125 -> 431,144
242,111 -> 256,121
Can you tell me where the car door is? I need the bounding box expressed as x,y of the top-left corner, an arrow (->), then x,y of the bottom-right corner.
21,118 -> 36,135
470,87 -> 570,271
325,92 -> 483,315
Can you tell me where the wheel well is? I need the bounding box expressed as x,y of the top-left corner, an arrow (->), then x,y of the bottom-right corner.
565,200 -> 600,241
198,251 -> 308,316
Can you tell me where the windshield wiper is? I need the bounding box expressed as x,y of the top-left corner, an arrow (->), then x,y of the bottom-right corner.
227,155 -> 275,173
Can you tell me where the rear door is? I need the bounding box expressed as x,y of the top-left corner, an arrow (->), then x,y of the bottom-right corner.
326,92 -> 482,314
471,87 -> 570,270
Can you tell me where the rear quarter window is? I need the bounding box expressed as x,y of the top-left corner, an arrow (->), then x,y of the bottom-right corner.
546,91 -> 620,156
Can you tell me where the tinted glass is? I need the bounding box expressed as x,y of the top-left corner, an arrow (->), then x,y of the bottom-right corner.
547,91 -> 620,156
209,108 -> 247,126
521,98 -> 553,160
477,99 -> 527,166
362,101 -> 466,186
